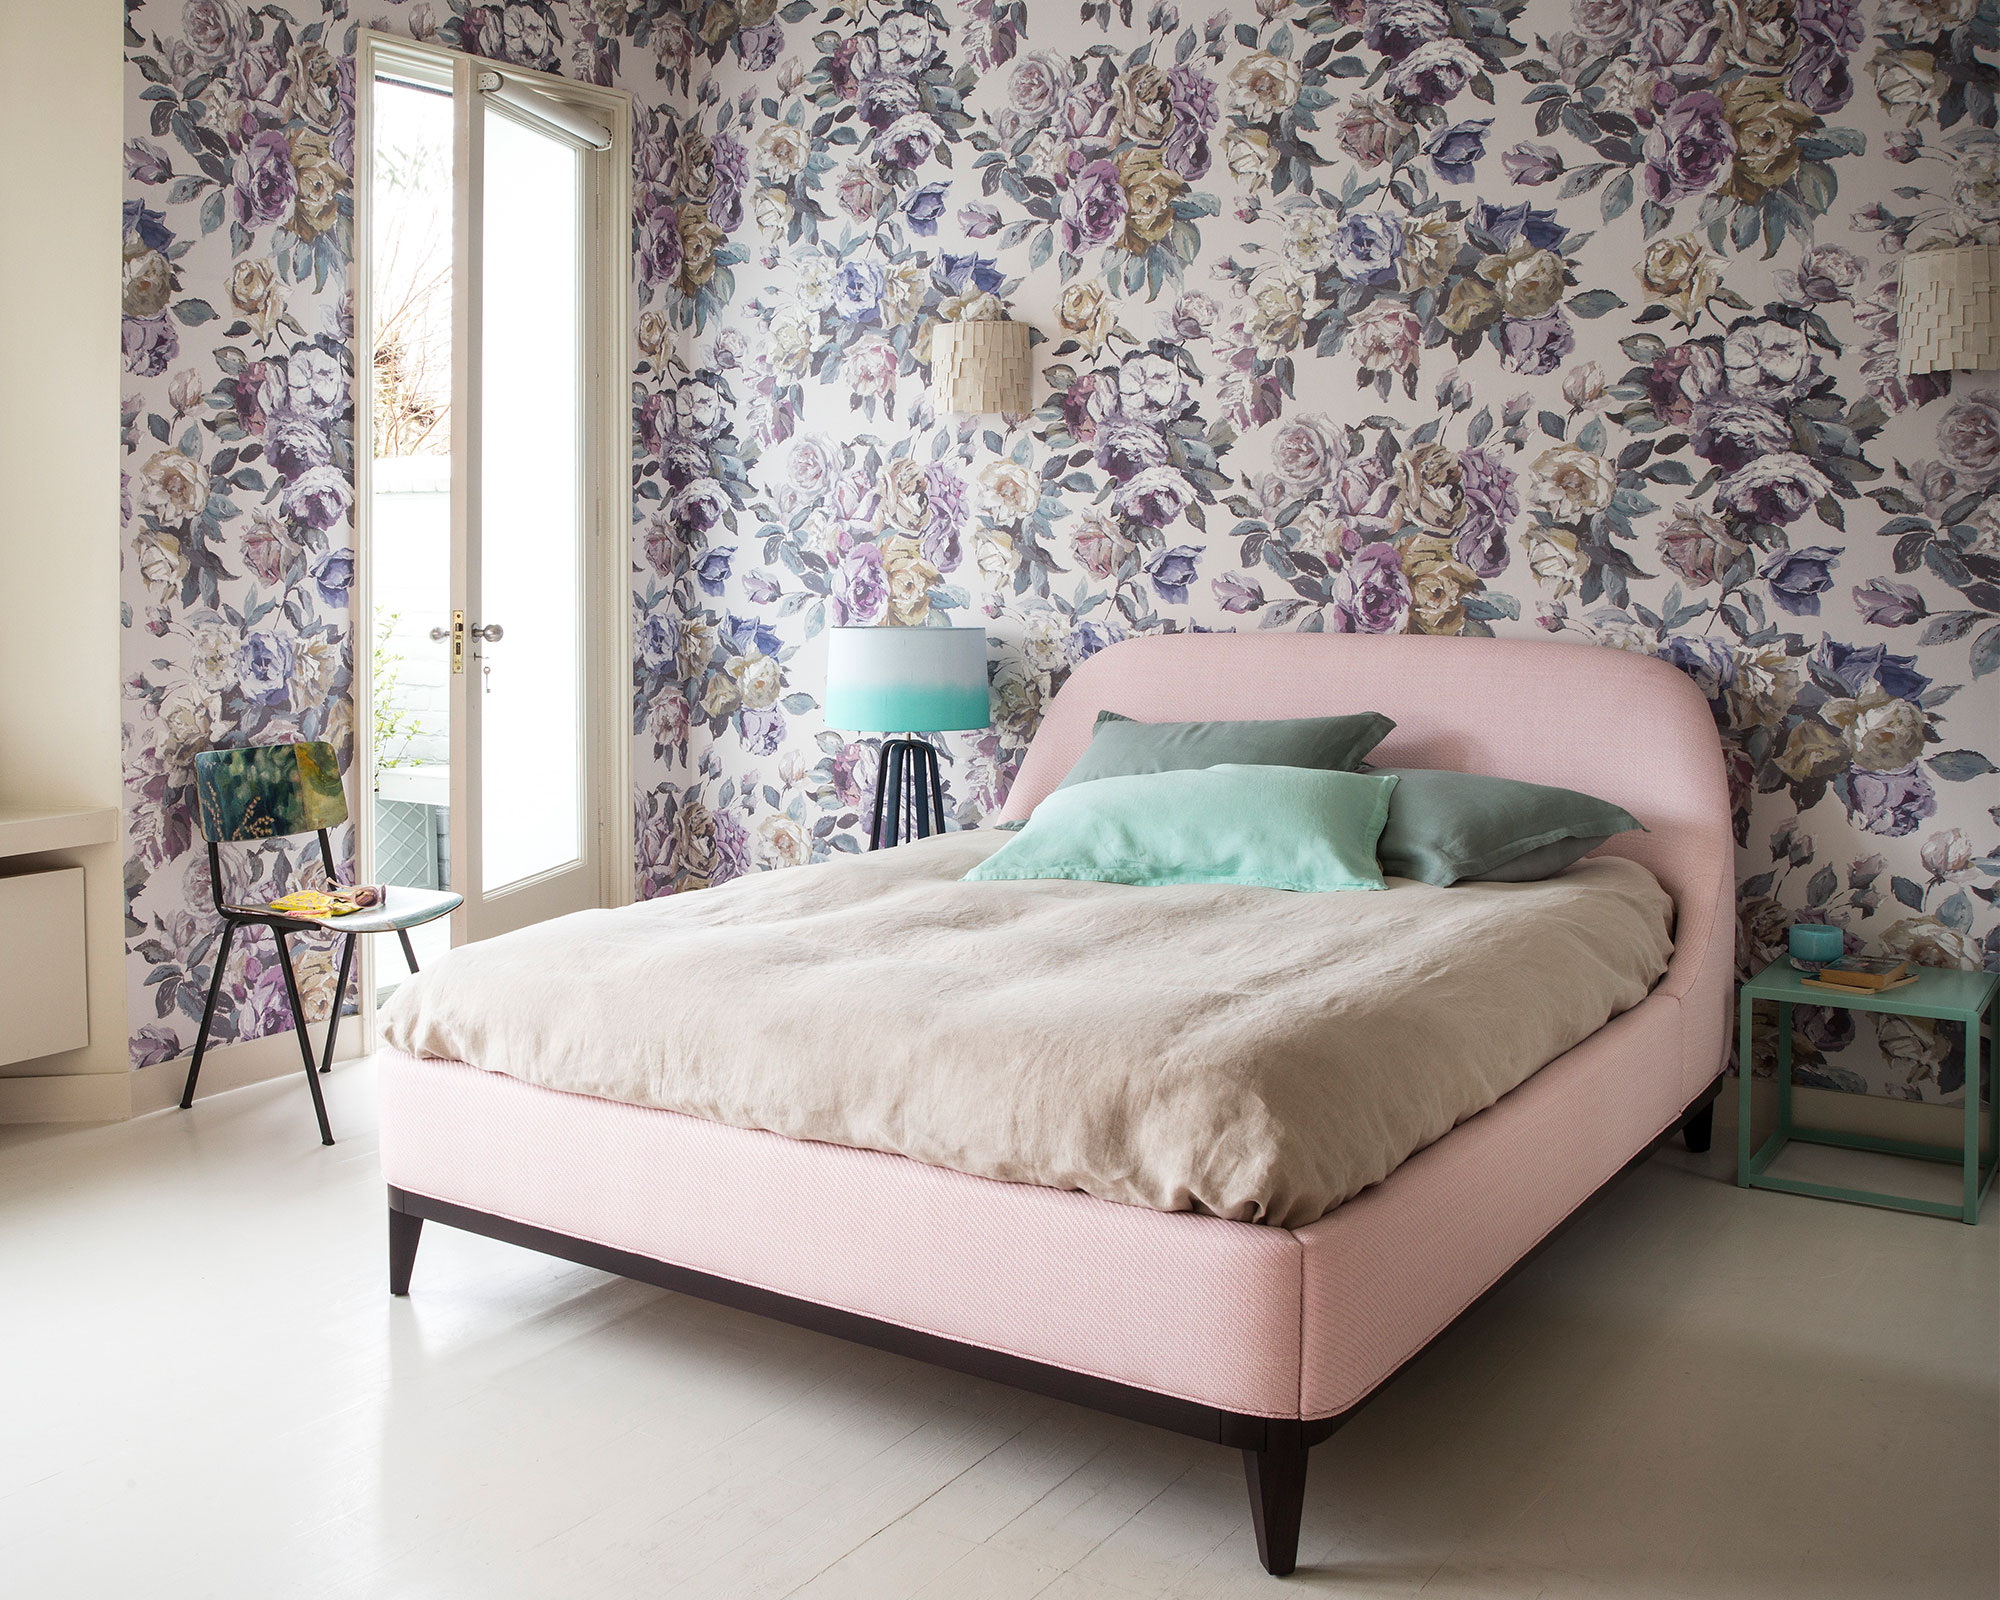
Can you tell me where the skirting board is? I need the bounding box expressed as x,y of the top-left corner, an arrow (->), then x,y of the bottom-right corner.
0,1022 -> 364,1123
130,1020 -> 365,1117
0,1069 -> 128,1123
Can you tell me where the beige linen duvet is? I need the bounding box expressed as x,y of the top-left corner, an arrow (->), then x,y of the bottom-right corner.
382,831 -> 1674,1226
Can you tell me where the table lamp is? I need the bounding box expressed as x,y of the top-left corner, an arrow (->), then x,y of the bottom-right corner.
824,626 -> 991,849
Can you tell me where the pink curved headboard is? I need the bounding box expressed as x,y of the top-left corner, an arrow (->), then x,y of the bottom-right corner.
998,633 -> 1735,1096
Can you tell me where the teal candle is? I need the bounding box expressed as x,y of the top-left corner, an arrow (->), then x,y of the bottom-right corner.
1789,923 -> 1843,964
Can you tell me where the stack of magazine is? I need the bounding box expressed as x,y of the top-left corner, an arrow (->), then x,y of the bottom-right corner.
1798,955 -> 1913,997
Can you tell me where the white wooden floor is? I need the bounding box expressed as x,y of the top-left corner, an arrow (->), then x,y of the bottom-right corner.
0,1057 -> 1993,1599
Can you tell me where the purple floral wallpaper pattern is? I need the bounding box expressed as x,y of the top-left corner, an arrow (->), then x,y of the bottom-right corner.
122,1 -> 366,1065
124,0 -> 1998,1103
118,0 -> 681,1064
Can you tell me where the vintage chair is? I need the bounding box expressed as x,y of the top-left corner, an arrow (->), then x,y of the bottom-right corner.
178,741 -> 461,1144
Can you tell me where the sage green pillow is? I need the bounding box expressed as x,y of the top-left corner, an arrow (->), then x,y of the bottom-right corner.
966,765 -> 1398,893
1054,709 -> 1394,791
1369,767 -> 1642,886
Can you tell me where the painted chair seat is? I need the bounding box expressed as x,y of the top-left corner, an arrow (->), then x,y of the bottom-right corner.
227,887 -> 463,935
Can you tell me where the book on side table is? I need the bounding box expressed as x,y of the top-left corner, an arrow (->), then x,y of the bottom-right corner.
1799,971 -> 1916,997
1798,955 -> 1909,991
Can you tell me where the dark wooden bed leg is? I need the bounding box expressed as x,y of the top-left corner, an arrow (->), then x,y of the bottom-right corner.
1682,1100 -> 1715,1154
389,1207 -> 424,1296
1243,1421 -> 1308,1576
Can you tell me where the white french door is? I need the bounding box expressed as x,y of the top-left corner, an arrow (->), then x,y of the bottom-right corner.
452,65 -> 601,942
358,37 -> 630,983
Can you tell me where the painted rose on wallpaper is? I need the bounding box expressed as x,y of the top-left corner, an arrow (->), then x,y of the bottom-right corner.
1225,0 -> 1530,202
1519,0 -> 1869,256
633,330 -> 775,761
664,0 -> 986,265
1207,385 -> 1524,638
1861,387 -> 2000,692
631,99 -> 757,333
123,0 -> 1997,1103
1194,0 -> 1600,403
1033,334 -> 1233,615
969,27 -> 1225,299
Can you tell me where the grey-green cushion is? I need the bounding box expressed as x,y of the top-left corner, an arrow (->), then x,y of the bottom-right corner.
1054,709 -> 1395,791
1369,767 -> 1642,886
967,765 -> 1398,893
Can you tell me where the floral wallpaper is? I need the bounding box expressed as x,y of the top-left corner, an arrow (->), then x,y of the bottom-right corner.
636,0 -> 2000,1105
124,0 -> 1999,1104
122,0 -> 362,1065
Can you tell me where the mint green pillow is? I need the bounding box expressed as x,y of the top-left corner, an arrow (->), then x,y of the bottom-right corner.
1054,709 -> 1394,791
966,765 -> 1398,893
1368,767 -> 1642,886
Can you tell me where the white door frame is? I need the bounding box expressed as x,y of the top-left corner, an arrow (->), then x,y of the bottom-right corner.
353,32 -> 633,1042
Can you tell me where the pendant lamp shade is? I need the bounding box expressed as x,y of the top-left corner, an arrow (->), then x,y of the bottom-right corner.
824,627 -> 991,734
930,320 -> 1030,414
1898,245 -> 2000,375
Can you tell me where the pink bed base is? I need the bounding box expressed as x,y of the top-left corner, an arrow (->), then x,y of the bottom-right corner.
378,633 -> 1734,1575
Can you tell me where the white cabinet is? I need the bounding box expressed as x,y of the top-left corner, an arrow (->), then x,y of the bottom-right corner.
0,866 -> 91,1067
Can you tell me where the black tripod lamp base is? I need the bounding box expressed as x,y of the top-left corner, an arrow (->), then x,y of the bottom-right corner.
870,738 -> 947,850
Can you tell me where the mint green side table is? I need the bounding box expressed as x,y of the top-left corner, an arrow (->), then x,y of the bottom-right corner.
1738,959 -> 1999,1224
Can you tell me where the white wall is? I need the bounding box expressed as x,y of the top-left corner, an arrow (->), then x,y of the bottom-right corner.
0,0 -> 130,1101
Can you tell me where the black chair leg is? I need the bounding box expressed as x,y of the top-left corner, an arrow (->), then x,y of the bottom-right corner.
1683,1099 -> 1715,1153
273,931 -> 334,1146
1243,1422 -> 1309,1577
397,928 -> 420,975
318,932 -> 356,1074
180,921 -> 237,1109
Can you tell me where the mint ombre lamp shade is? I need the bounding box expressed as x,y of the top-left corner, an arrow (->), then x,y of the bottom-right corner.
823,626 -> 991,734
826,627 -> 989,851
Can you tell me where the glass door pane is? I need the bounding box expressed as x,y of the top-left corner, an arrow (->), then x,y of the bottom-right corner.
478,107 -> 583,892
368,72 -> 455,994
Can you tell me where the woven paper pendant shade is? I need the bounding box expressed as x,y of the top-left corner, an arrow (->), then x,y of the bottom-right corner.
930,319 -> 1030,413
1898,245 -> 2000,375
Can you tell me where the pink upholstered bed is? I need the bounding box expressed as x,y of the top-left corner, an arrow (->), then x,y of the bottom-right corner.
377,633 -> 1733,1576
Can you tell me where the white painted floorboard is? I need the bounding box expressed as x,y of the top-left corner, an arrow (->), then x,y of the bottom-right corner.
0,1056 -> 1993,1598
